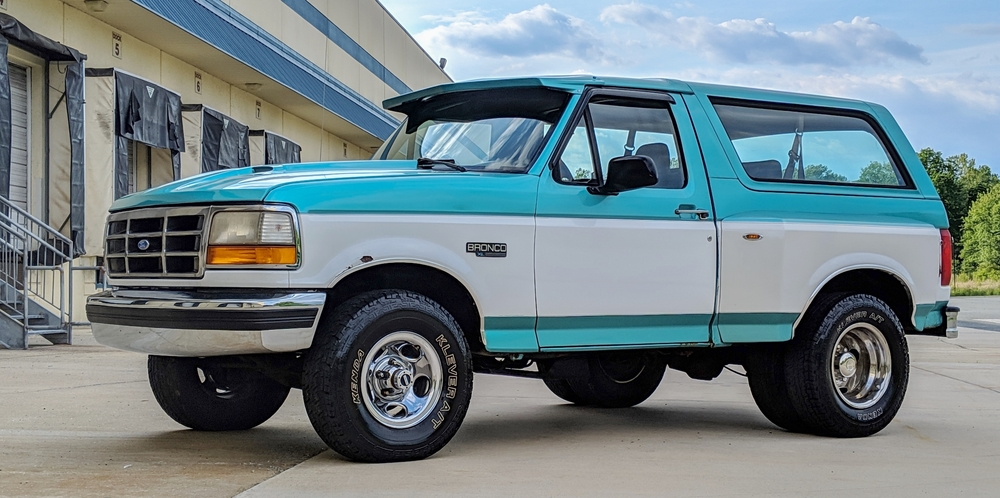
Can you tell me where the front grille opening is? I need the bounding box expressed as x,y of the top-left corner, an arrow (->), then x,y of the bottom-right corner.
106,239 -> 126,254
129,217 -> 163,233
128,256 -> 162,274
165,235 -> 199,252
165,256 -> 197,274
167,215 -> 203,232
127,237 -> 163,253
107,258 -> 126,273
107,221 -> 127,236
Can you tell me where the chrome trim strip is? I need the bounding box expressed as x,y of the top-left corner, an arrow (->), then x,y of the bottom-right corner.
87,289 -> 325,311
87,289 -> 326,356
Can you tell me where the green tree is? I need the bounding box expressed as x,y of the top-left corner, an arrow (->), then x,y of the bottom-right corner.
804,164 -> 847,182
960,183 -> 1000,279
952,153 -> 999,207
918,149 -> 1000,269
919,148 -> 969,251
857,161 -> 897,185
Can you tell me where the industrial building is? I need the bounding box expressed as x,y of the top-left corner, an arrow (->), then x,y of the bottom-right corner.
0,0 -> 451,348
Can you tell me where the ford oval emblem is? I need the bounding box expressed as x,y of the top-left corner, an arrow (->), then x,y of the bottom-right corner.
137,239 -> 150,251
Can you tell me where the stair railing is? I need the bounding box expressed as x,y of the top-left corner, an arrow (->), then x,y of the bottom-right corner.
0,195 -> 74,349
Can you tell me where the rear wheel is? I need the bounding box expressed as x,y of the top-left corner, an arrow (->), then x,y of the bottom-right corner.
567,351 -> 666,408
784,293 -> 908,437
745,345 -> 808,432
148,355 -> 290,431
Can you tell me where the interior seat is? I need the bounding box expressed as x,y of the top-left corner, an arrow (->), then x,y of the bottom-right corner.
742,160 -> 782,180
635,143 -> 683,189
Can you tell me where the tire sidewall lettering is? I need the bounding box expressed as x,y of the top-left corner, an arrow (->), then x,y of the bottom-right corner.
346,308 -> 468,445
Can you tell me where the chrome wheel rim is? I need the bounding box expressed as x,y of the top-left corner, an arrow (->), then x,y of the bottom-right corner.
361,331 -> 443,429
831,323 -> 891,410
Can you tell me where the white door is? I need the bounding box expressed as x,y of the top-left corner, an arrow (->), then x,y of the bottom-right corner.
9,63 -> 29,211
534,91 -> 718,349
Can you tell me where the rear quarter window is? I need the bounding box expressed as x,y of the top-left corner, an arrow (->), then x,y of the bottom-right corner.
711,100 -> 912,188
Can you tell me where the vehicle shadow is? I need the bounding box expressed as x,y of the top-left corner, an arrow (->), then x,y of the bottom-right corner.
105,426 -> 327,463
451,402 -> 790,449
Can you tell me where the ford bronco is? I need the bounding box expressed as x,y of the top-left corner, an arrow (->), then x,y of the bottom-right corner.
87,76 -> 959,462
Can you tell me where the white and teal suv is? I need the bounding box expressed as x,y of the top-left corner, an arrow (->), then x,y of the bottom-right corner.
87,76 -> 959,462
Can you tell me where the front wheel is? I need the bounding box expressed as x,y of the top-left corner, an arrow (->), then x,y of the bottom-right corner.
302,290 -> 473,463
147,355 -> 290,431
784,293 -> 909,437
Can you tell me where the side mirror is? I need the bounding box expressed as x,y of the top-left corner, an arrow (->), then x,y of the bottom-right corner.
587,155 -> 658,196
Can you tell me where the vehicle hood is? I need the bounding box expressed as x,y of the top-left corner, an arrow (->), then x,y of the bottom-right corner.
110,161 -> 427,211
109,160 -> 541,217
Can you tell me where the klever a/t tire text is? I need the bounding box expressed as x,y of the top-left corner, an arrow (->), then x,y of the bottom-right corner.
302,290 -> 473,462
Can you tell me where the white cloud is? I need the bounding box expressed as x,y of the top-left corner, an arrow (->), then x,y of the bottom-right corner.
415,5 -> 617,64
600,3 -> 925,67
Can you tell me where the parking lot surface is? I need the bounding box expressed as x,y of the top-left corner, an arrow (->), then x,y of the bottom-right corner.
2,296 -> 1000,497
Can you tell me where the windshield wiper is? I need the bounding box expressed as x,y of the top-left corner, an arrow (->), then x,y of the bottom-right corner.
417,157 -> 467,172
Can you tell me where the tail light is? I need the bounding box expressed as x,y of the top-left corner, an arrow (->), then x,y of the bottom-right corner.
940,229 -> 952,286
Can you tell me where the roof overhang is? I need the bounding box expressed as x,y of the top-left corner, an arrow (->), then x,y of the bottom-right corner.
59,0 -> 396,149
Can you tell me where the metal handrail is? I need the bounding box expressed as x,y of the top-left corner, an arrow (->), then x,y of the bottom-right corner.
0,195 -> 74,346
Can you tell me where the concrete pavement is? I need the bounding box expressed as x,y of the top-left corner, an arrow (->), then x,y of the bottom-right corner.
2,296 -> 999,497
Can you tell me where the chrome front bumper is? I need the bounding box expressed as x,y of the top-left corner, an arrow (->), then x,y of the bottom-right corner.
86,289 -> 326,356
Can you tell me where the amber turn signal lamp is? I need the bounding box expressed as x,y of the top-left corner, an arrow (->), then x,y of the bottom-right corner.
207,246 -> 297,265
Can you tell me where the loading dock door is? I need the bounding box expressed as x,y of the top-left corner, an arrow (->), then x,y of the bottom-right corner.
8,63 -> 27,210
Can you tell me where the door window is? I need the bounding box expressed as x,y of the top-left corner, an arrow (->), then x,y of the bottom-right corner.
555,95 -> 685,189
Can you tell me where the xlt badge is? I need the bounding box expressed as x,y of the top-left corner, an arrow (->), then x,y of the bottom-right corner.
466,242 -> 507,258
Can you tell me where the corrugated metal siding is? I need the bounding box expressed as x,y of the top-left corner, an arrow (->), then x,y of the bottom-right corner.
280,0 -> 411,95
9,64 -> 28,210
130,0 -> 399,141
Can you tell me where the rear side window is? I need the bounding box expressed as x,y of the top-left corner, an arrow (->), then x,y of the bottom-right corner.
712,101 -> 910,187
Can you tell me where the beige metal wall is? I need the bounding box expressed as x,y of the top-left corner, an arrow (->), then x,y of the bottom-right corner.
227,0 -> 450,106
0,0 -> 451,319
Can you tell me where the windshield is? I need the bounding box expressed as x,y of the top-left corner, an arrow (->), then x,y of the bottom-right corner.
375,86 -> 572,173
378,118 -> 551,173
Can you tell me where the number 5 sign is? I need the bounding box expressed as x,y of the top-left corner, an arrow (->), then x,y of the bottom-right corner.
112,32 -> 122,59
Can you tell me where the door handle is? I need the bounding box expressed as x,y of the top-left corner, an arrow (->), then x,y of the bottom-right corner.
675,205 -> 710,219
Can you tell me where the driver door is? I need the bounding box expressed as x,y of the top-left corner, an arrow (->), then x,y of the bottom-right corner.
534,90 -> 717,349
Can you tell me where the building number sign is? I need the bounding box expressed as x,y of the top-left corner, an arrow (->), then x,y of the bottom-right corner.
195,72 -> 202,94
112,32 -> 123,59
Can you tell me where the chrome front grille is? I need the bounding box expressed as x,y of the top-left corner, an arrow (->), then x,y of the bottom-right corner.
105,206 -> 209,278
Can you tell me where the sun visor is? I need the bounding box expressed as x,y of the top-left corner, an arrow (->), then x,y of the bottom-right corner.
388,86 -> 571,134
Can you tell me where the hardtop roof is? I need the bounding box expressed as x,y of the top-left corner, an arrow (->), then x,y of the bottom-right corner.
383,75 -> 875,114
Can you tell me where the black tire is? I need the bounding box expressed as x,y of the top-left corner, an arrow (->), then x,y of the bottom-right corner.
567,351 -> 666,408
542,378 -> 585,404
745,344 -> 809,433
302,290 -> 473,463
784,293 -> 909,437
148,355 -> 290,431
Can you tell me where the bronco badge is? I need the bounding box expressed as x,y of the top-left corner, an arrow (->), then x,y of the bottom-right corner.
466,242 -> 507,258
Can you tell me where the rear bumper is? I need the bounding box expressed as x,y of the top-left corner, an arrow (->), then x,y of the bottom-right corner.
909,305 -> 959,339
86,289 -> 325,356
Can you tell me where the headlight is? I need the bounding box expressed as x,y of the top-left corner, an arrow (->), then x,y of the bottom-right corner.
207,210 -> 297,266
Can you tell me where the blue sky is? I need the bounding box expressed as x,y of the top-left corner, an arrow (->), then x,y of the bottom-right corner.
381,0 -> 1000,169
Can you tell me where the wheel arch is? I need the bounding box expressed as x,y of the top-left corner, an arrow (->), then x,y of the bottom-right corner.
794,265 -> 916,335
323,260 -> 486,352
